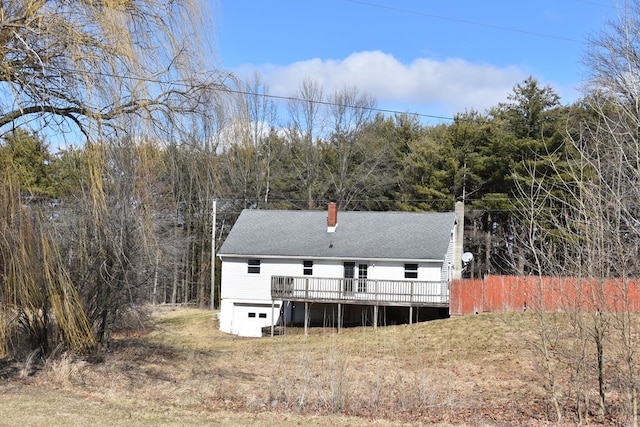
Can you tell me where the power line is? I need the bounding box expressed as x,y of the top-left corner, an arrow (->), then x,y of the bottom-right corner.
345,0 -> 583,43
575,0 -> 615,8
220,87 -> 456,122
51,66 -> 459,123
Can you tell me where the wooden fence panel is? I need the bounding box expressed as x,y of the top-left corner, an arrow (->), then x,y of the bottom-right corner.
451,275 -> 640,315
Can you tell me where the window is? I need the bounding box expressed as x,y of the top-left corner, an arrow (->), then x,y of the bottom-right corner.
404,263 -> 418,279
303,260 -> 313,276
259,313 -> 267,319
248,259 -> 261,274
248,312 -> 256,318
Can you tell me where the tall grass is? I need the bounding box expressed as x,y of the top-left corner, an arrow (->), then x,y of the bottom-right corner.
10,307 -> 640,425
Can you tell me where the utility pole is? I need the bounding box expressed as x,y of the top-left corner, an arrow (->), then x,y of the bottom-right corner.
210,199 -> 217,310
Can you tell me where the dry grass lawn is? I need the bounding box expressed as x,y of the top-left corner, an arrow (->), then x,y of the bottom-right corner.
0,307 -> 600,426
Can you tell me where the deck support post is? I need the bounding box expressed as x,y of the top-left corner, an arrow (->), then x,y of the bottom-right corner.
271,300 -> 275,337
338,303 -> 342,331
409,306 -> 413,325
373,305 -> 378,329
304,302 -> 309,336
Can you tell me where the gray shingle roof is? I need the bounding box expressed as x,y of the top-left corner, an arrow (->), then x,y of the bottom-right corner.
218,209 -> 457,261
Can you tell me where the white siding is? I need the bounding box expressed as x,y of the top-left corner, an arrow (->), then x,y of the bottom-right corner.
303,260 -> 442,281
309,260 -> 343,278
219,256 -> 449,337
441,233 -> 455,282
218,299 -> 234,334
368,261 -> 442,282
219,256 -> 297,337
221,257 -> 301,300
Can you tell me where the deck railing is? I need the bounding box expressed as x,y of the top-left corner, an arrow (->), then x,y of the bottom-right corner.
271,275 -> 449,306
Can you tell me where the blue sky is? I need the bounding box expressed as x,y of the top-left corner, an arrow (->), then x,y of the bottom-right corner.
214,0 -> 616,123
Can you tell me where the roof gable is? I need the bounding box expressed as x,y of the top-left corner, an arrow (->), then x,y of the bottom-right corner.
219,209 -> 457,261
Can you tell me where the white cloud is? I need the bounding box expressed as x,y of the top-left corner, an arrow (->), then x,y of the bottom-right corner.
237,51 -> 527,118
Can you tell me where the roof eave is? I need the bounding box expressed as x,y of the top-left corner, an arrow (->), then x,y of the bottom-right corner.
217,253 -> 445,263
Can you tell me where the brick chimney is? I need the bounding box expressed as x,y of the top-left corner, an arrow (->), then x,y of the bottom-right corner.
327,202 -> 338,232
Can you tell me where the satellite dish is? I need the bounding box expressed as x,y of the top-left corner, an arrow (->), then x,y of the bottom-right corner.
461,252 -> 474,264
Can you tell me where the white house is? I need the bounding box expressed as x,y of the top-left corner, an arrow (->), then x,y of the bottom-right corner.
217,202 -> 465,337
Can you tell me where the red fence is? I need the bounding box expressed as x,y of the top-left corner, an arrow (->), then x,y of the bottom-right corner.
450,275 -> 640,315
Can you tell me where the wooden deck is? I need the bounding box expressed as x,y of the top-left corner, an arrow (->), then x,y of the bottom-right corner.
271,275 -> 449,307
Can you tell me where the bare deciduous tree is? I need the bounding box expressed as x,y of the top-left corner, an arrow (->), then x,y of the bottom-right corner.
0,0 -> 229,358
221,73 -> 278,209
0,0 -> 224,141
325,86 -> 381,209
513,3 -> 640,423
286,78 -> 326,209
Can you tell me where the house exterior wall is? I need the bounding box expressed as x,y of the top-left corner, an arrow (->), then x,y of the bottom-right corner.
221,257 -> 445,299
218,257 -> 296,336
364,261 -> 442,281
219,256 -> 448,337
220,257 -> 300,300
441,235 -> 455,283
